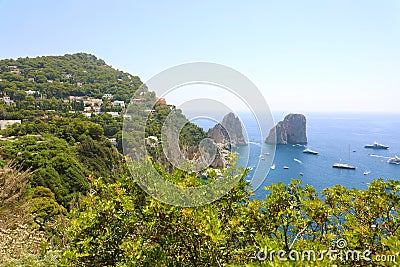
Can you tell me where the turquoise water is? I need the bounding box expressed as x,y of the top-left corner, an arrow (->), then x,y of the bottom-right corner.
195,112 -> 400,200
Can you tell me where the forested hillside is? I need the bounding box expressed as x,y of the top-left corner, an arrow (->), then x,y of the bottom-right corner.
0,53 -> 141,101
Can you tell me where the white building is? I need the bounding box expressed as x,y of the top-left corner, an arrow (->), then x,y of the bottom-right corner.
103,93 -> 113,99
1,96 -> 14,105
25,90 -> 37,96
112,100 -> 125,108
0,120 -> 21,130
107,138 -> 117,146
93,106 -> 101,113
106,112 -> 119,117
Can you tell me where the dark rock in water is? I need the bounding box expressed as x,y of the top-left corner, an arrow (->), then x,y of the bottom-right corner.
207,112 -> 247,168
220,112 -> 247,147
208,112 -> 247,148
265,113 -> 307,145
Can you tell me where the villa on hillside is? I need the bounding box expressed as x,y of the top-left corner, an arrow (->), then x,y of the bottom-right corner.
25,90 -> 38,96
69,96 -> 103,106
0,120 -> 21,130
1,96 -> 14,105
111,100 -> 125,108
103,93 -> 113,99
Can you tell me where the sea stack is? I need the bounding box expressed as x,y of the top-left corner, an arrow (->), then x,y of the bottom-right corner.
208,112 -> 247,148
265,113 -> 307,145
207,112 -> 247,168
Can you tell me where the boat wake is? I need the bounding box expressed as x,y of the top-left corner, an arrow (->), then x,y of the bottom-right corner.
247,141 -> 262,147
294,158 -> 302,164
368,154 -> 390,159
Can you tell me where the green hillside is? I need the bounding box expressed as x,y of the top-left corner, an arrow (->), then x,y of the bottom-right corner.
0,52 -> 141,101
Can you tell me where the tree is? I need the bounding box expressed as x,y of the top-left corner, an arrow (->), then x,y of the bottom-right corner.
14,90 -> 26,101
30,186 -> 66,230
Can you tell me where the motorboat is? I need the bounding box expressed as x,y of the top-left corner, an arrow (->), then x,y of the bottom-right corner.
364,141 -> 389,150
387,156 -> 400,165
303,148 -> 319,155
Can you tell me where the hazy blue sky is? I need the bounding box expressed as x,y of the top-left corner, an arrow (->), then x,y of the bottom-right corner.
1,0 -> 399,112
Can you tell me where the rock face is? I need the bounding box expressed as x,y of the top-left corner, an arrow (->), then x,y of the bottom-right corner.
221,112 -> 247,147
207,124 -> 231,150
207,112 -> 247,168
265,113 -> 307,144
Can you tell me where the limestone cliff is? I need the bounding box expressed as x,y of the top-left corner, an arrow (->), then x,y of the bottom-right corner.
207,112 -> 246,168
265,113 -> 307,144
207,123 -> 231,150
221,112 -> 247,147
207,124 -> 230,168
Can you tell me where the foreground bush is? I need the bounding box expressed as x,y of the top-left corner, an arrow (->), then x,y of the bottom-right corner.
60,163 -> 400,266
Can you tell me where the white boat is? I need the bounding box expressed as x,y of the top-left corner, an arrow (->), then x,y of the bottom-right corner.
303,148 -> 319,155
333,163 -> 356,170
333,145 -> 356,170
283,165 -> 289,169
261,156 -> 265,160
264,152 -> 270,155
270,164 -> 276,170
364,141 -> 389,150
299,172 -> 304,176
294,158 -> 302,164
363,171 -> 371,175
387,156 -> 400,165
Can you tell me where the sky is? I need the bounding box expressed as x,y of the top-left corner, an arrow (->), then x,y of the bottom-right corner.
1,0 -> 399,113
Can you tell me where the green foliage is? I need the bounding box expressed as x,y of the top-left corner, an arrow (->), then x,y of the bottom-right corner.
60,174 -> 400,266
0,120 -> 123,208
30,186 -> 66,230
2,250 -> 60,267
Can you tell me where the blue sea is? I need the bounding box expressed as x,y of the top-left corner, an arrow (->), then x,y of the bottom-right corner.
194,112 -> 400,200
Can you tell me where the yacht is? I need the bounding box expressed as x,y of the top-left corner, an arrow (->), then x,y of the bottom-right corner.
387,156 -> 400,165
283,165 -> 289,169
303,148 -> 319,155
364,141 -> 389,150
333,145 -> 356,170
363,171 -> 371,175
332,163 -> 356,170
